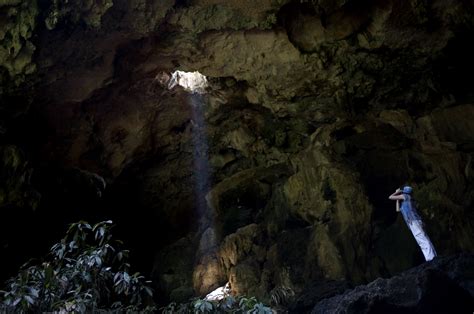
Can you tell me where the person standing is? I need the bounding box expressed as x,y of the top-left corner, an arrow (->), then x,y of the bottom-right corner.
389,186 -> 437,261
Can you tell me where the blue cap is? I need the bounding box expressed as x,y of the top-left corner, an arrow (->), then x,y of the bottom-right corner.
402,186 -> 413,194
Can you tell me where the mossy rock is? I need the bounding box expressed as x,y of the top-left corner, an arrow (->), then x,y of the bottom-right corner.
0,0 -> 37,92
44,0 -> 113,30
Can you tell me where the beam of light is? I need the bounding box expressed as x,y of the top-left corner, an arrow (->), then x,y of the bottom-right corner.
190,92 -> 211,221
165,70 -> 211,219
169,70 -> 222,294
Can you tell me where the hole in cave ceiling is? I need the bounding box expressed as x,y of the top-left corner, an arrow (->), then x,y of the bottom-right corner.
164,70 -> 209,94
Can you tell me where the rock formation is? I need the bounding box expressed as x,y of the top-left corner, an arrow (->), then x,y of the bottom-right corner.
311,254 -> 474,314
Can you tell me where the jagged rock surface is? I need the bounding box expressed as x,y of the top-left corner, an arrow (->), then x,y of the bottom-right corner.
311,254 -> 474,314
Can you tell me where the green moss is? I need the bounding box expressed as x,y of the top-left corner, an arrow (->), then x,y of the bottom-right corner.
0,0 -> 38,90
1,0 -> 116,94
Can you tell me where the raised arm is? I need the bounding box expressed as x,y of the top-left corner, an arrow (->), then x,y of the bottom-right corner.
389,188 -> 405,201
389,188 -> 404,212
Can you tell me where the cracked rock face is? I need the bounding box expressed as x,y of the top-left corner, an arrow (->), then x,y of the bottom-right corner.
0,0 -> 473,305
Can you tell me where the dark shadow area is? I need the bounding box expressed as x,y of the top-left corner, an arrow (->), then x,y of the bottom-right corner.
216,181 -> 269,238
0,165 -> 108,284
436,28 -> 474,104
335,123 -> 410,225
101,159 -> 199,279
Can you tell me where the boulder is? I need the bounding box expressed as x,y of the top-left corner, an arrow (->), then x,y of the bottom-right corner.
312,254 -> 474,314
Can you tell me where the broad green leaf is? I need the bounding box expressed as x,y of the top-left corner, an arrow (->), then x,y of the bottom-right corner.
25,295 -> 35,305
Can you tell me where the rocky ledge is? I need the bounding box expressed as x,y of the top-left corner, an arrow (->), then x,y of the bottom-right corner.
306,254 -> 474,314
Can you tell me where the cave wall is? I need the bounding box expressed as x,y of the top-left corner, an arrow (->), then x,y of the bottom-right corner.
0,0 -> 473,304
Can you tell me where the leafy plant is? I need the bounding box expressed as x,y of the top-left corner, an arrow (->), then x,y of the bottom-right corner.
194,299 -> 215,313
0,220 -> 155,313
161,299 -> 198,313
160,295 -> 273,313
270,286 -> 295,306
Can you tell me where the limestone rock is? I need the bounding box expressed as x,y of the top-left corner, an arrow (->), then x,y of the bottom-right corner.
219,223 -> 262,270
312,254 -> 474,313
44,0 -> 114,30
0,0 -> 37,92
168,0 -> 285,32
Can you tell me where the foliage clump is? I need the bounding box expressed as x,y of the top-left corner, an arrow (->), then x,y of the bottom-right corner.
161,295 -> 273,314
0,219 -> 274,313
0,220 -> 155,313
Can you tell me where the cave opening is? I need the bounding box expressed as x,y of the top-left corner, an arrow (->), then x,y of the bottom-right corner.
168,70 -> 209,94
